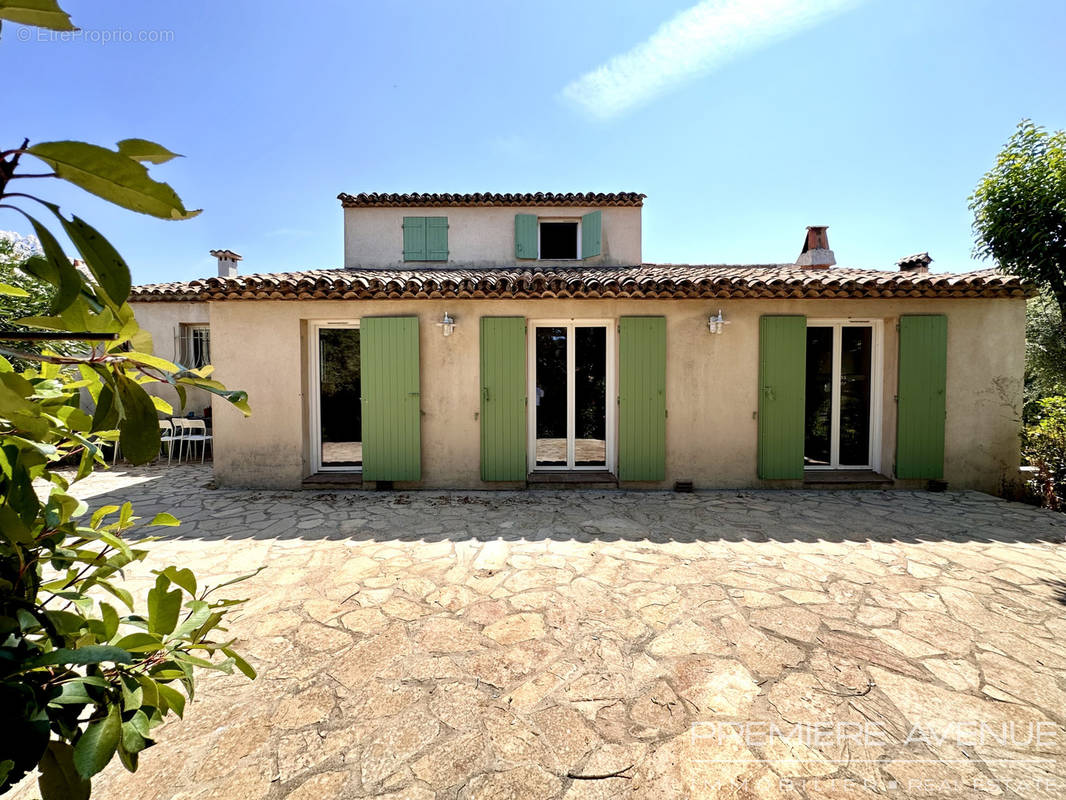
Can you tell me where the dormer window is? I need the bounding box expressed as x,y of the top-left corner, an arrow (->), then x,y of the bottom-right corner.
539,220 -> 579,260
515,211 -> 602,261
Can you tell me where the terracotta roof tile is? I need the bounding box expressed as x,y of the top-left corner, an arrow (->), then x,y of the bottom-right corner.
337,192 -> 646,208
130,264 -> 1031,302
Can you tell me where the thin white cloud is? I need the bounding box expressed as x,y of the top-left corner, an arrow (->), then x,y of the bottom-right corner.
561,0 -> 862,119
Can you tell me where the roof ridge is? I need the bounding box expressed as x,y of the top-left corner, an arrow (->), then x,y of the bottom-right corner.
337,192 -> 647,208
130,264 -> 1031,301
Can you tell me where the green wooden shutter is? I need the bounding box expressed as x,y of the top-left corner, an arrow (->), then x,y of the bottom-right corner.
480,317 -> 527,480
425,217 -> 449,261
581,211 -> 602,259
618,316 -> 666,481
758,315 -> 806,479
515,214 -> 537,259
402,217 -> 426,261
896,315 -> 947,479
360,317 -> 421,481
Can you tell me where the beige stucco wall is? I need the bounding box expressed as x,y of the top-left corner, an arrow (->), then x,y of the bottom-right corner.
129,300 -> 212,415
206,296 -> 1024,494
343,206 -> 642,267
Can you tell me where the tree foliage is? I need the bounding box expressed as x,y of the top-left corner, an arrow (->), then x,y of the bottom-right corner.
1,3 -> 255,796
971,120 -> 1066,319
1024,291 -> 1066,421
1,232 -> 83,367
1024,395 -> 1066,510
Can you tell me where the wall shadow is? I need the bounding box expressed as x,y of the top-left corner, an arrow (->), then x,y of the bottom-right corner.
75,466 -> 1066,547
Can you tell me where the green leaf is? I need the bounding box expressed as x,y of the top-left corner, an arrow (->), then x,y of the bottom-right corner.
91,382 -> 118,432
22,645 -> 133,669
50,678 -> 102,706
51,210 -> 132,306
0,0 -> 76,31
154,682 -> 186,718
14,212 -> 81,312
112,632 -> 164,653
121,715 -> 148,755
147,575 -> 182,636
0,281 -> 30,296
150,395 -> 174,415
113,373 -> 160,464
149,512 -> 180,527
123,350 -> 179,373
38,741 -> 89,800
27,141 -> 200,220
172,601 -> 212,639
160,566 -> 196,595
100,602 -> 120,640
73,703 -> 121,778
221,646 -> 256,679
116,138 -> 182,164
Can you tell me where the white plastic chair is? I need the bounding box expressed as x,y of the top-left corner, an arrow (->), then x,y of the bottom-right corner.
158,420 -> 178,465
170,418 -> 188,462
181,419 -> 213,463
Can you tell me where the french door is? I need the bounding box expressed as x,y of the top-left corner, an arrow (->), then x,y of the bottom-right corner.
308,321 -> 362,473
528,321 -> 614,472
804,320 -> 882,470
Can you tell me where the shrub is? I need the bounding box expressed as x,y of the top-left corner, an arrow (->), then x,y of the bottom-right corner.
1023,395 -> 1066,510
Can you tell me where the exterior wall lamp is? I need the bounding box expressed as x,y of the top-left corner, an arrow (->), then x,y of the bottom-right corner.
708,309 -> 729,335
436,312 -> 456,337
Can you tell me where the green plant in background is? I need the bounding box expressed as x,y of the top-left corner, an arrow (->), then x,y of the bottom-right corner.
972,120 -> 1066,327
1023,291 -> 1066,422
1023,396 -> 1066,511
1,2 -> 256,797
0,232 -> 82,368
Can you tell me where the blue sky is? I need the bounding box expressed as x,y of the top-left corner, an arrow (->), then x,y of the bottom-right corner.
2,0 -> 1065,284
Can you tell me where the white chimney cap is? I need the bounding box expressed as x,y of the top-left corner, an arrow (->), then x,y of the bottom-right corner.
210,249 -> 242,278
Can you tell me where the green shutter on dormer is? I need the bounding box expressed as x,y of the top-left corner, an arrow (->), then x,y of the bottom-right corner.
581,211 -> 602,259
403,217 -> 427,261
515,214 -> 537,259
425,217 -> 449,261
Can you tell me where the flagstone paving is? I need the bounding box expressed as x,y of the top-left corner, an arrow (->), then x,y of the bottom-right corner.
18,465 -> 1066,799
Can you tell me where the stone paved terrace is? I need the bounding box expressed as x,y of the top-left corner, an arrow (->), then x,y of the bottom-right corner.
15,465 -> 1066,800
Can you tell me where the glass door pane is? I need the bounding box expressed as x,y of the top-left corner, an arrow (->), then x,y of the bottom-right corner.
535,327 -> 568,467
804,327 -> 833,466
839,326 -> 873,465
574,326 -> 606,467
319,328 -> 362,468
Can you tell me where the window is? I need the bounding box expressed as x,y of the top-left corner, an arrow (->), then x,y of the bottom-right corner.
540,221 -> 579,260
515,211 -> 601,260
178,324 -> 211,368
402,216 -> 448,261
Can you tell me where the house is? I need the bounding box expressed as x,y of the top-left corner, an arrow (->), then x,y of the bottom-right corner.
130,191 -> 1029,493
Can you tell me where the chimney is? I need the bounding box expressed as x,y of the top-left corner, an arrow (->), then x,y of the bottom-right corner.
896,252 -> 932,274
210,249 -> 242,278
795,226 -> 836,268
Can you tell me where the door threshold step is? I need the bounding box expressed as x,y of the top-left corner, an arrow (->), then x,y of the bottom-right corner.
528,471 -> 618,489
303,473 -> 363,489
803,470 -> 892,488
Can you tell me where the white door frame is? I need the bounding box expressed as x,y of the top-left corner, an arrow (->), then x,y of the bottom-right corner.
527,319 -> 616,473
804,318 -> 883,471
307,319 -> 361,474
